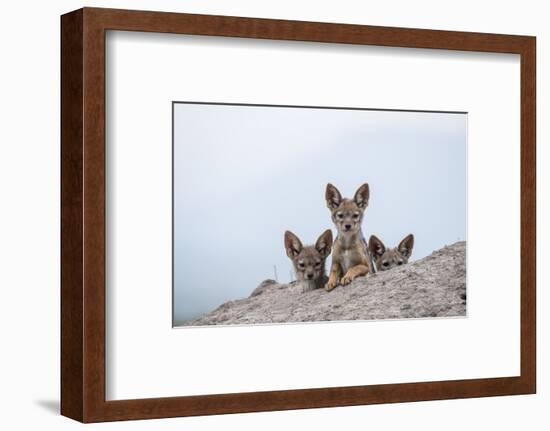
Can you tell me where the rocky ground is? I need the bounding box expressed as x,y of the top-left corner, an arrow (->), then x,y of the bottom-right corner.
181,241 -> 466,326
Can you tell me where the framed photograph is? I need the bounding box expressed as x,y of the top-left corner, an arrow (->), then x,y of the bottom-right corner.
172,102 -> 467,327
61,7 -> 536,422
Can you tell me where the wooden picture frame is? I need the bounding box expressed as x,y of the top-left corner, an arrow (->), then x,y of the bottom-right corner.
61,7 -> 536,423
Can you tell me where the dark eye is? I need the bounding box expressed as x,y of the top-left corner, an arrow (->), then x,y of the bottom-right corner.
337,213 -> 344,219
397,261 -> 403,265
382,262 -> 389,267
352,213 -> 359,219
298,262 -> 305,269
315,261 -> 321,267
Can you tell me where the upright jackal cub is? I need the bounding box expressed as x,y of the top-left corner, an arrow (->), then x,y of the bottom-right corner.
324,183 -> 373,291
368,234 -> 414,271
284,230 -> 333,291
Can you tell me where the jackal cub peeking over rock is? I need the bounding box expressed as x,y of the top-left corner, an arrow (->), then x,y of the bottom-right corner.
325,183 -> 374,291
284,230 -> 333,292
368,234 -> 414,271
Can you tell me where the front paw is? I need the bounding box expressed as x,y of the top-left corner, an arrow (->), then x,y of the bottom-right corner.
341,273 -> 354,285
325,279 -> 339,292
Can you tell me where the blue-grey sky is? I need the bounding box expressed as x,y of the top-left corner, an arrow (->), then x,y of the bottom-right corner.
173,103 -> 467,324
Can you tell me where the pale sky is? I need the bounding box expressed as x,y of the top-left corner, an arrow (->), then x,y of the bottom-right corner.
173,103 -> 467,324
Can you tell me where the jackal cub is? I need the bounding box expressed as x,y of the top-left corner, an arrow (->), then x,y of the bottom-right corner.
324,183 -> 373,291
368,234 -> 414,271
284,230 -> 333,292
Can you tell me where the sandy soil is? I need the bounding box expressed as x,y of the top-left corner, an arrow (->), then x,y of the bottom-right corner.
181,241 -> 466,326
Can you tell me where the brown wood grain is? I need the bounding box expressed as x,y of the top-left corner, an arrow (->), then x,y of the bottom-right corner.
60,7 -> 536,423
60,9 -> 84,422
520,36 -> 536,394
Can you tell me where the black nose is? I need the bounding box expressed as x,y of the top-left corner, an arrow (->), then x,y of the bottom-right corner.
344,224 -> 352,230
306,273 -> 314,279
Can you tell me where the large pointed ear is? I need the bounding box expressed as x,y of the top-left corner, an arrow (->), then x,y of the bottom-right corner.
284,231 -> 303,258
315,229 -> 333,258
325,183 -> 342,210
398,234 -> 414,258
354,183 -> 370,209
368,235 -> 386,258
